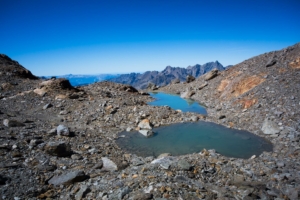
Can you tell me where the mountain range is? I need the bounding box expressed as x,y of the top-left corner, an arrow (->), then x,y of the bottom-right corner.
110,61 -> 225,89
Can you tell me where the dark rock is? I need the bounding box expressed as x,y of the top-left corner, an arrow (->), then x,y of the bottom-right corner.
3,119 -> 25,127
0,174 -> 9,185
186,75 -> 195,83
48,170 -> 88,186
219,115 -> 226,119
266,59 -> 277,67
43,103 -> 53,110
44,142 -> 72,157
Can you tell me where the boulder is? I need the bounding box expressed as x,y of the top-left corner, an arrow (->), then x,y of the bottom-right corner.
198,82 -> 208,90
171,78 -> 180,84
204,69 -> 218,81
48,170 -> 88,186
147,82 -> 159,90
261,118 -> 281,135
45,142 -> 72,157
138,119 -> 153,129
180,89 -> 195,99
266,59 -> 277,67
186,75 -> 195,83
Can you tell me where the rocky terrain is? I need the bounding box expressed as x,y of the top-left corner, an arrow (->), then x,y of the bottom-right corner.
0,42 -> 299,200
110,61 -> 224,89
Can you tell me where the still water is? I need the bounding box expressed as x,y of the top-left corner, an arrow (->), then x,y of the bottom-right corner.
116,121 -> 272,159
148,92 -> 207,115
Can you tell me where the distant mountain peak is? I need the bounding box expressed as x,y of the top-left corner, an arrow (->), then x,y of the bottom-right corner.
110,61 -> 225,89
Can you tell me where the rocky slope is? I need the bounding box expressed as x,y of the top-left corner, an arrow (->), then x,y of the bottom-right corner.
0,42 -> 299,200
110,61 -> 224,89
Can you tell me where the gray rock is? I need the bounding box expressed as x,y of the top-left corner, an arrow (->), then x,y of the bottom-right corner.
261,118 -> 281,134
75,185 -> 90,200
190,116 -> 199,122
102,157 -> 118,171
198,82 -> 208,90
138,119 -> 153,129
180,89 -> 195,99
118,186 -> 131,199
48,170 -> 88,186
43,103 -> 52,109
57,124 -> 70,136
138,129 -> 154,137
177,159 -> 192,171
3,119 -> 25,127
132,191 -> 153,200
131,157 -> 145,166
171,78 -> 180,84
266,59 -> 277,67
151,156 -> 176,169
44,141 -> 72,157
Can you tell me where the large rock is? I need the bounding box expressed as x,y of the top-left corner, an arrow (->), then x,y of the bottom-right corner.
48,170 -> 88,186
45,142 -> 72,157
180,89 -> 195,99
204,69 -> 218,81
261,118 -> 281,134
266,58 -> 277,67
151,156 -> 176,169
186,75 -> 195,83
138,119 -> 153,129
171,78 -> 180,84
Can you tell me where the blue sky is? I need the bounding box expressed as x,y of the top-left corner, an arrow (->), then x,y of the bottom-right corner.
1,0 -> 299,76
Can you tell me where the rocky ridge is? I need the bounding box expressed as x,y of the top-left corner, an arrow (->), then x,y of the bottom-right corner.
110,61 -> 224,89
0,42 -> 299,200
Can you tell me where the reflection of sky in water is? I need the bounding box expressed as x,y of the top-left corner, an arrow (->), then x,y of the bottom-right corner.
116,121 -> 273,159
148,92 -> 207,115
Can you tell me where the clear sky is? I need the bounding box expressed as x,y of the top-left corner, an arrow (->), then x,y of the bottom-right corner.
1,0 -> 300,76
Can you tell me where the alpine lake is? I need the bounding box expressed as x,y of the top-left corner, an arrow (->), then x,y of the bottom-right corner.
116,92 -> 272,159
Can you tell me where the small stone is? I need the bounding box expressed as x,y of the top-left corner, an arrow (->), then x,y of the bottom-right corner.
57,124 -> 70,136
102,157 -> 118,171
43,103 -> 53,109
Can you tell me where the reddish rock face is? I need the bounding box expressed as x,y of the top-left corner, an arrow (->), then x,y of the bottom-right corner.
289,57 -> 300,69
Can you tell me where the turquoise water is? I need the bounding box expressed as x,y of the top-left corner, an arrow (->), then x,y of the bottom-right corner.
116,121 -> 272,159
148,92 -> 207,115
